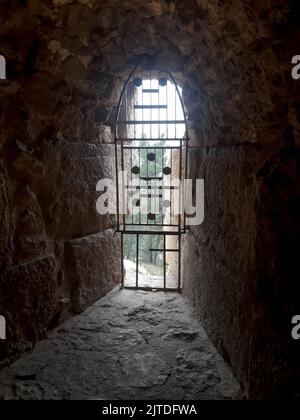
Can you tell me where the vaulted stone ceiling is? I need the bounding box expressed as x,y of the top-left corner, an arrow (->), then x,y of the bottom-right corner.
1,0 -> 297,148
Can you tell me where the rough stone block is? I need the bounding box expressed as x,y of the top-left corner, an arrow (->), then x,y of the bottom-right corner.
40,139 -> 116,238
64,230 -> 121,313
0,255 -> 56,366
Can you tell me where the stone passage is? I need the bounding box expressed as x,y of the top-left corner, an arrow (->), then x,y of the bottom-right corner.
0,289 -> 240,400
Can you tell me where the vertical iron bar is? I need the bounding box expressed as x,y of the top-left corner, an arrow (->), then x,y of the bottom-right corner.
166,72 -> 169,141
161,149 -> 165,225
161,150 -> 164,225
133,72 -> 136,141
178,234 -> 181,290
158,76 -> 161,140
150,71 -> 152,141
115,140 -> 120,230
147,147 -> 149,226
131,148 -> 133,225
121,233 -> 124,288
179,138 -> 183,233
184,140 -> 188,232
170,148 -> 173,226
142,69 -> 144,140
175,82 -> 177,141
121,136 -> 126,230
139,148 -> 141,226
126,72 -> 128,128
164,234 -> 166,289
136,234 -> 139,288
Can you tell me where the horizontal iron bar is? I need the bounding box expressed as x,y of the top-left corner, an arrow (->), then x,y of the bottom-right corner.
123,286 -> 180,292
140,194 -> 163,198
116,120 -> 186,125
142,89 -> 159,93
119,230 -> 180,235
149,249 -> 179,252
123,146 -> 180,150
126,186 -> 179,190
116,138 -> 188,142
124,223 -> 179,227
134,105 -> 167,109
141,177 -> 163,181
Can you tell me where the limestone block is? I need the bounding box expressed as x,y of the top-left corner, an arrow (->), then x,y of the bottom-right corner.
65,230 -> 121,313
40,140 -> 116,238
0,255 -> 56,363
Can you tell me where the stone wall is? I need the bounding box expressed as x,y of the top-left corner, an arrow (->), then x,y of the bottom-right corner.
0,129 -> 121,367
0,0 -> 124,366
0,0 -> 299,398
180,1 -> 300,400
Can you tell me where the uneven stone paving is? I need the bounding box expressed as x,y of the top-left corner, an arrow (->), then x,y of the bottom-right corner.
0,289 -> 240,400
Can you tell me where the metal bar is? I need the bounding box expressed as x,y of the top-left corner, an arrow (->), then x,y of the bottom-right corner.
118,137 -> 187,144
119,230 -> 180,236
121,137 -> 126,230
133,70 -> 136,145
131,148 -> 134,225
115,65 -> 138,140
115,141 -> 120,230
112,140 -> 187,145
170,148 -> 172,227
150,74 -> 152,141
134,105 -> 167,109
146,147 -> 149,226
175,80 -> 177,141
126,185 -> 179,190
138,148 -> 141,226
140,194 -> 162,198
143,89 -> 159,93
166,72 -> 169,140
124,146 -> 180,150
150,249 -> 179,252
136,234 -> 139,288
123,286 -> 180,292
158,81 -> 161,139
184,141 -> 188,232
121,234 -> 124,288
141,176 -> 163,181
163,235 -> 166,289
178,234 -> 181,290
161,148 -> 164,225
167,69 -> 189,137
179,138 -> 183,231
142,69 -> 144,141
154,147 -> 157,224
116,120 -> 186,125
124,223 -> 180,227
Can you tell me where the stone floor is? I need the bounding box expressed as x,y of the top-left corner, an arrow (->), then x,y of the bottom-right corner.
0,289 -> 241,400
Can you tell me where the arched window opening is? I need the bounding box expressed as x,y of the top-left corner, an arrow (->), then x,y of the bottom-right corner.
115,67 -> 188,291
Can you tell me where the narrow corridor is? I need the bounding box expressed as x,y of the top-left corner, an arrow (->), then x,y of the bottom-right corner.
0,289 -> 240,400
